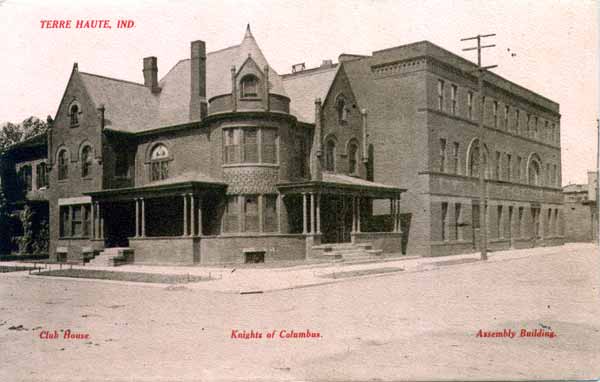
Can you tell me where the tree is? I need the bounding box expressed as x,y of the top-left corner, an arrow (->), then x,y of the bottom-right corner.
0,185 -> 11,254
0,116 -> 48,154
16,205 -> 34,254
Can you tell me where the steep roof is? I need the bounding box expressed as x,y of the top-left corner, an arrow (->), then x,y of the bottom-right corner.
282,65 -> 339,124
78,25 -> 287,134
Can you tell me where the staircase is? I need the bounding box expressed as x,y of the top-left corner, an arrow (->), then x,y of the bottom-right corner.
87,247 -> 134,267
312,242 -> 383,262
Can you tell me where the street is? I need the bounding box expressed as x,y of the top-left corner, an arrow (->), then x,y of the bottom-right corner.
1,243 -> 599,381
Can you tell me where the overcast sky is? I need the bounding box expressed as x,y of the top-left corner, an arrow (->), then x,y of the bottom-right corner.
0,0 -> 597,185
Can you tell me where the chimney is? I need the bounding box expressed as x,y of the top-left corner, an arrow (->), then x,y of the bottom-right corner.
320,59 -> 333,68
189,40 -> 207,120
310,98 -> 323,181
143,56 -> 160,93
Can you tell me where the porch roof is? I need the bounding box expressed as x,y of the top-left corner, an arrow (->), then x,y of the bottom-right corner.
277,173 -> 406,198
85,172 -> 226,201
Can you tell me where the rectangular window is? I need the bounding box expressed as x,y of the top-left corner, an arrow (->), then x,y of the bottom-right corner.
507,154 -> 512,182
224,129 -> 240,164
526,114 -> 531,136
544,121 -> 549,141
243,195 -> 259,232
59,206 -> 69,237
454,203 -> 462,240
554,209 -> 559,235
243,128 -> 258,163
467,91 -> 473,119
534,116 -> 539,139
504,105 -> 509,130
495,151 -> 501,180
508,206 -> 514,239
439,138 -> 447,172
36,163 -> 48,189
261,129 -> 277,164
515,109 -> 520,132
115,151 -> 129,178
71,205 -> 83,237
497,205 -> 503,238
224,196 -> 239,233
150,161 -> 168,182
518,207 -> 524,237
441,202 -> 448,241
263,195 -> 278,233
451,85 -> 457,115
516,156 -> 522,182
493,101 -> 498,128
452,142 -> 459,174
553,164 -> 557,186
437,80 -> 444,111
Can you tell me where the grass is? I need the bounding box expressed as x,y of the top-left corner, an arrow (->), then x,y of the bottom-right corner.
34,269 -> 206,284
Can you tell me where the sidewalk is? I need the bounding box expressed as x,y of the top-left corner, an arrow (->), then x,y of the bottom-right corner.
3,243 -> 587,293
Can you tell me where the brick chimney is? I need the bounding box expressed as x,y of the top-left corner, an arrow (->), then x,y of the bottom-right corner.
143,56 -> 160,93
189,40 -> 207,120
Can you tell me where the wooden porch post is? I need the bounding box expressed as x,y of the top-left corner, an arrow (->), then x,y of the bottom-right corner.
310,193 -> 315,234
357,197 -> 362,233
316,193 -> 321,234
302,193 -> 308,234
197,195 -> 203,236
134,198 -> 140,237
352,196 -> 357,233
99,203 -> 104,239
140,198 -> 146,237
90,201 -> 96,239
182,193 -> 188,237
190,194 -> 195,236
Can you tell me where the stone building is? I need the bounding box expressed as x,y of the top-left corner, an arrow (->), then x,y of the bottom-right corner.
563,171 -> 597,242
1,26 -> 564,263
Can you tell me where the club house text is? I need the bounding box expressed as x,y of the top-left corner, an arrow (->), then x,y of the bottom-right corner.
39,330 -> 90,340
40,19 -> 134,29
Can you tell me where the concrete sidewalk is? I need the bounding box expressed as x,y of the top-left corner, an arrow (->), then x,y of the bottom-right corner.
3,243 -> 588,293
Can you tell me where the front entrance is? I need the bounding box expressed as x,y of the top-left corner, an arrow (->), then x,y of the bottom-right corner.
321,195 -> 353,244
104,201 -> 135,248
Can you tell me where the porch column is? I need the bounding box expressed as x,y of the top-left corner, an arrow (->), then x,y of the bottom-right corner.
134,198 -> 140,238
277,194 -> 282,233
310,192 -> 317,234
316,193 -> 321,234
302,193 -> 308,234
99,203 -> 104,239
356,197 -> 361,233
352,196 -> 357,233
90,201 -> 96,239
190,194 -> 195,236
197,195 -> 203,236
182,193 -> 188,237
391,198 -> 397,232
140,198 -> 146,237
395,198 -> 401,233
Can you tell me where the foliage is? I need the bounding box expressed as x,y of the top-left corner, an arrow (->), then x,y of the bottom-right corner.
16,205 -> 34,254
33,219 -> 49,255
0,186 -> 11,254
0,116 -> 48,154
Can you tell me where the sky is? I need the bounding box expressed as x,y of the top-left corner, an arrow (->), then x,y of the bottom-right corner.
0,0 -> 597,185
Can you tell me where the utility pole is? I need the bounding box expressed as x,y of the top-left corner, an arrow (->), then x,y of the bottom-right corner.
461,33 -> 497,261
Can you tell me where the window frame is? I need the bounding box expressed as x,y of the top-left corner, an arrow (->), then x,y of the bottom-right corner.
149,144 -> 170,182
80,145 -> 93,178
240,75 -> 259,98
59,204 -> 91,239
57,148 -> 69,181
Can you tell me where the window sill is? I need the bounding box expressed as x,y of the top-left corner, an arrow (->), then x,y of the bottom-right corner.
222,163 -> 279,168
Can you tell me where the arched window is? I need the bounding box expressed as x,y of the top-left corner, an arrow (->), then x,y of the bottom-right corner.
58,149 -> 69,180
150,144 -> 170,181
81,146 -> 93,178
69,103 -> 80,126
325,139 -> 336,172
241,75 -> 258,98
348,141 -> 359,175
468,140 -> 489,179
336,95 -> 348,124
528,156 -> 541,186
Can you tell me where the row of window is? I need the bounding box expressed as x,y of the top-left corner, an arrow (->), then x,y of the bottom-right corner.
324,138 -> 361,174
57,145 -> 93,181
438,138 -> 560,187
439,201 -> 562,242
437,79 -> 559,145
223,194 -> 278,233
223,127 -> 278,165
17,162 -> 49,191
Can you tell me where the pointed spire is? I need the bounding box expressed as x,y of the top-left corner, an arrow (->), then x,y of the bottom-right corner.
244,23 -> 253,39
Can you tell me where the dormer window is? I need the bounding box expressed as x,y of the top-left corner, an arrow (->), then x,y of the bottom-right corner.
69,103 -> 80,127
336,96 -> 348,124
241,75 -> 258,98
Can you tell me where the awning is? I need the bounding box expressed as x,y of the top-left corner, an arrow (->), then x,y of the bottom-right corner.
85,172 -> 227,201
277,173 -> 405,198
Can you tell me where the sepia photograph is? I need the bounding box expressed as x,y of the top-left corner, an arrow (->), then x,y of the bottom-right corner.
0,0 -> 598,380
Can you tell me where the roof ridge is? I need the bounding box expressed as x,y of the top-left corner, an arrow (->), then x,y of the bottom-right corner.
79,71 -> 147,87
282,64 -> 338,79
207,44 -> 240,56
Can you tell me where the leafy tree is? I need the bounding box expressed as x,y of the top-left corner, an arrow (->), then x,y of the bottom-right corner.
0,185 -> 11,254
0,116 -> 48,154
17,205 -> 34,254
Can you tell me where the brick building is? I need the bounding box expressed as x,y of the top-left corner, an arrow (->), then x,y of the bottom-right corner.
1,26 -> 564,264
